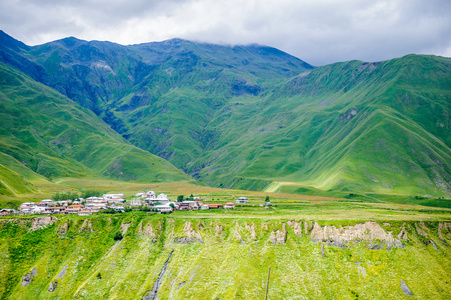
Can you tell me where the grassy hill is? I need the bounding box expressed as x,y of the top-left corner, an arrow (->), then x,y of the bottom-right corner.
0,31 -> 450,197
0,61 -> 189,197
191,55 -> 451,196
0,213 -> 450,299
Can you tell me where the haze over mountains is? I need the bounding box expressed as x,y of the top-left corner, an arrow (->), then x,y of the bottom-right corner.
0,30 -> 450,197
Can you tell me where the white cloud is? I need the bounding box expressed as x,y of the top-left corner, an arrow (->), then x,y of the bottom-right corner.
1,0 -> 450,65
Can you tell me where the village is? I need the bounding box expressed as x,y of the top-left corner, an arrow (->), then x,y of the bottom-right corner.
0,191 -> 271,216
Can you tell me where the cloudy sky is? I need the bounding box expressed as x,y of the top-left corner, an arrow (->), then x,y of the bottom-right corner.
1,0 -> 450,65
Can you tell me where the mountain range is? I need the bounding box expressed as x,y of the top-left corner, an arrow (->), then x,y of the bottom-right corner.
0,30 -> 450,197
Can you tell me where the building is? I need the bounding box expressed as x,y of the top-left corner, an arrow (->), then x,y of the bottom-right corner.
78,210 -> 92,216
130,198 -> 143,206
154,205 -> 172,213
103,193 -> 124,199
201,204 -> 210,210
141,191 -> 156,199
224,202 -> 235,209
235,197 -> 248,204
149,193 -> 170,205
206,204 -> 223,209
66,205 -> 84,214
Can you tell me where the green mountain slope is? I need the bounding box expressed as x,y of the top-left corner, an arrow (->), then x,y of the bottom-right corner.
191,56 -> 451,195
0,31 -> 449,196
0,61 -> 189,192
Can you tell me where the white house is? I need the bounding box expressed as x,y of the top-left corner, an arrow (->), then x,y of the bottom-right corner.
224,202 -> 235,209
154,205 -> 172,213
142,191 -> 156,199
201,204 -> 210,210
235,197 -> 248,204
103,193 -> 124,199
130,198 -> 143,206
149,193 -> 169,205
112,206 -> 125,212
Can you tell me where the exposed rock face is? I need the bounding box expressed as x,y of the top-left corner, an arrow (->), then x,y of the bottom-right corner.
174,221 -> 203,243
215,224 -> 223,236
31,217 -> 57,231
288,220 -> 303,237
401,279 -> 413,296
21,267 -> 37,286
311,221 -> 403,248
438,222 -> 451,241
138,222 -> 155,237
79,219 -> 93,233
121,223 -> 132,234
143,251 -> 173,300
415,222 -> 428,238
261,222 -> 268,230
58,221 -> 69,235
57,265 -> 68,279
48,280 -> 58,292
269,223 -> 287,245
397,223 -> 408,240
245,222 -> 256,239
234,222 -> 244,244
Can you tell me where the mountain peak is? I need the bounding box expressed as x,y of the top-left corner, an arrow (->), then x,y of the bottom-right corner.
0,30 -> 29,51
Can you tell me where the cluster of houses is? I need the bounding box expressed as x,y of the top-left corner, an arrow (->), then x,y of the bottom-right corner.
2,192 -> 258,217
129,191 -> 239,212
15,194 -> 127,216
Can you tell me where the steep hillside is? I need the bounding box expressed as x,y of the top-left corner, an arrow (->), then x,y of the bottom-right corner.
191,56 -> 451,196
0,61 -> 189,192
1,31 -> 450,196
0,215 -> 450,299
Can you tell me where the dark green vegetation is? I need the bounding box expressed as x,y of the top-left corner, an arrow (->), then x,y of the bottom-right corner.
0,61 -> 189,197
0,30 -> 450,199
0,214 -> 450,299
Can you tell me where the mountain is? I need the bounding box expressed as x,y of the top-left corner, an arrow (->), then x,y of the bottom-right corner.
0,30 -> 450,196
0,61 -> 189,196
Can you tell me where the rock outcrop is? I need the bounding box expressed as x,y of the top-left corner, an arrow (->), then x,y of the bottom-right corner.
269,223 -> 287,245
438,222 -> 451,242
121,223 -> 132,234
401,279 -> 413,296
57,265 -> 68,279
174,221 -> 203,243
234,222 -> 245,244
79,219 -> 93,233
245,222 -> 256,239
215,224 -> 223,236
48,280 -> 58,292
21,267 -> 37,286
415,222 -> 429,238
31,217 -> 57,231
311,221 -> 403,248
58,221 -> 69,235
138,222 -> 155,237
288,220 -> 303,237
397,223 -> 408,241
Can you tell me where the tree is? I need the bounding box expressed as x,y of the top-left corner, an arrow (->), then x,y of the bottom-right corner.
97,272 -> 102,280
177,195 -> 184,202
169,203 -> 175,208
265,196 -> 270,202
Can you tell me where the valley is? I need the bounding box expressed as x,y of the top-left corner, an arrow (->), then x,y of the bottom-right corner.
0,30 -> 450,299
0,30 -> 449,199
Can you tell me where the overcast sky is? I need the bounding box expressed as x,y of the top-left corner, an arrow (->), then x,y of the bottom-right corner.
1,0 -> 450,65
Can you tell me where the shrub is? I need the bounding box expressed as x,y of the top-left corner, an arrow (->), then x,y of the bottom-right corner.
113,232 -> 123,241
